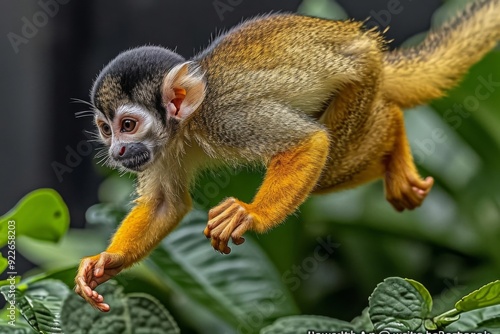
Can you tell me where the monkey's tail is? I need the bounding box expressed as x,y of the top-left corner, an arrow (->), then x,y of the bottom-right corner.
382,0 -> 500,109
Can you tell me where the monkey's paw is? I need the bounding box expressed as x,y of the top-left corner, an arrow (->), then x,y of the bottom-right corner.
203,198 -> 254,254
74,252 -> 125,312
385,173 -> 434,212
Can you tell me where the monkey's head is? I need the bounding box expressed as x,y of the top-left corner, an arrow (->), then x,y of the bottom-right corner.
91,46 -> 206,172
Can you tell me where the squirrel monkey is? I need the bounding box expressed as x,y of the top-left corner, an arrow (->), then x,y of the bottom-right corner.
75,0 -> 500,311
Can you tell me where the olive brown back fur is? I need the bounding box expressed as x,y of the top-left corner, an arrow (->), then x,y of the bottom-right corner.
192,14 -> 384,161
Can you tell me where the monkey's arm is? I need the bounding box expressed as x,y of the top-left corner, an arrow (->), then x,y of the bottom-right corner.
204,129 -> 330,253
75,194 -> 191,312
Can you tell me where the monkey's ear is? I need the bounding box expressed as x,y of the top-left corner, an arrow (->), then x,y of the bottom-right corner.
162,62 -> 206,121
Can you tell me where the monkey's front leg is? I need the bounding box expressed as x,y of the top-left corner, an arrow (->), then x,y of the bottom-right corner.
75,194 -> 190,311
204,131 -> 330,253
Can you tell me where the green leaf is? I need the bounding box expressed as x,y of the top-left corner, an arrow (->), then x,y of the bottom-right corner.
260,315 -> 355,334
456,280 -> 500,312
127,293 -> 180,334
477,316 -> 500,329
406,279 -> 434,314
0,189 -> 69,247
0,255 -> 7,274
85,203 -> 129,227
61,281 -> 180,334
0,279 -> 69,334
351,308 -> 374,331
0,323 -> 35,334
369,277 -> 432,331
431,52 -> 500,159
17,229 -> 108,270
146,210 -> 299,333
446,304 -> 500,331
431,0 -> 471,28
61,281 -> 127,334
297,0 -> 348,20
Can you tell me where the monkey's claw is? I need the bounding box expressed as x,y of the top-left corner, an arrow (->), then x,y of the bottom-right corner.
385,173 -> 434,212
204,198 -> 254,254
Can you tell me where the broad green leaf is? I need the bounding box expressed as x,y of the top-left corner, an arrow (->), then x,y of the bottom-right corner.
260,315 -> 355,334
432,0 -> 471,27
456,280 -> 500,312
406,279 -> 433,314
446,305 -> 500,331
127,294 -> 180,334
17,229 -> 108,269
20,267 -> 78,289
351,308 -> 374,331
0,323 -> 34,334
369,277 -> 432,331
61,281 -> 180,334
61,281 -> 127,334
85,203 -> 129,227
146,210 -> 299,333
0,189 -> 69,246
0,279 -> 69,334
0,255 -> 7,274
431,52 -> 500,163
477,316 -> 500,329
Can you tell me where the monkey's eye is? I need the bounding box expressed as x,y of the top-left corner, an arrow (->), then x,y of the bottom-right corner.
100,123 -> 112,136
121,119 -> 137,133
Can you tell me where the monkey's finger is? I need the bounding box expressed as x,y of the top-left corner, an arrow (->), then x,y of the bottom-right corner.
217,239 -> 231,254
410,176 -> 434,190
231,218 -> 251,245
208,198 -> 236,220
203,226 -> 212,238
207,203 -> 240,231
90,280 -> 98,289
211,237 -> 220,250
92,291 -> 104,303
222,246 -> 231,254
389,200 -> 405,212
232,237 -> 245,245
217,207 -> 245,241
76,278 -> 94,300
96,302 -> 110,313
95,252 -> 125,277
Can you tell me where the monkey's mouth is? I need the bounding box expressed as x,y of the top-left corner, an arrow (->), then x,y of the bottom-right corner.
120,152 -> 151,172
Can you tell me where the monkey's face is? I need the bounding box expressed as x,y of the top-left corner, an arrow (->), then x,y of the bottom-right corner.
89,46 -> 206,173
95,104 -> 165,172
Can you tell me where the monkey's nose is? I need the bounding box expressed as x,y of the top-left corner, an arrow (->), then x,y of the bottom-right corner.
119,146 -> 126,156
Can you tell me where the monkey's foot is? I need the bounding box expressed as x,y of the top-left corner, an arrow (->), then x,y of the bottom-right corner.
384,171 -> 434,212
203,198 -> 254,254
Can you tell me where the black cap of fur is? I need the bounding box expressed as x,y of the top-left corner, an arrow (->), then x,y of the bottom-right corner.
91,46 -> 185,122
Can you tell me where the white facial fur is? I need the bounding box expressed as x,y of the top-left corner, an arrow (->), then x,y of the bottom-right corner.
95,104 -> 166,171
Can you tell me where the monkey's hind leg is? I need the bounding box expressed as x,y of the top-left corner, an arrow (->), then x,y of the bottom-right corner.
203,130 -> 330,254
383,105 -> 434,211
